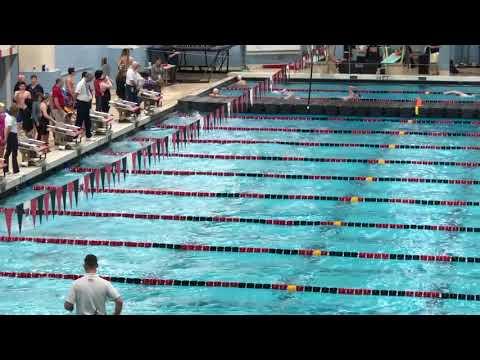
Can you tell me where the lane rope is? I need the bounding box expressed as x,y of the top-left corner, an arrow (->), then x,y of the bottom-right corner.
1,235 -> 476,264
68,168 -> 480,185
133,138 -> 480,151
31,185 -> 480,207
99,152 -> 480,168
0,270 -> 478,301
20,209 -> 480,233
232,114 -> 480,125
191,125 -> 480,138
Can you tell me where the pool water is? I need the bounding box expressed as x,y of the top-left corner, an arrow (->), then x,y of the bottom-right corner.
221,81 -> 480,102
1,108 -> 480,314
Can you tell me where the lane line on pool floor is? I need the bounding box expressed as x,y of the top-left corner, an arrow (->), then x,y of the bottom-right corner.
0,235 -> 472,264
0,270 -> 477,302
170,125 -> 480,138
21,209 -> 480,233
226,114 -> 480,125
69,168 -> 480,186
99,151 -> 480,168
132,137 -> 480,151
31,185 -> 480,207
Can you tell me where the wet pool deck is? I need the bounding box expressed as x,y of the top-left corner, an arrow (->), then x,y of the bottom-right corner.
0,75 -> 235,195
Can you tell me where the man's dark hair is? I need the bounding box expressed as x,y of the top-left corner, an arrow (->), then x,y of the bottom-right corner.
81,71 -> 88,78
55,78 -> 62,84
68,67 -> 75,75
30,74 -> 38,80
84,254 -> 98,267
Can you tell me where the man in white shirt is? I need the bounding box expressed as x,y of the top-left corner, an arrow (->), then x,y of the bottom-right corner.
74,72 -> 94,139
64,254 -> 123,315
125,62 -> 144,104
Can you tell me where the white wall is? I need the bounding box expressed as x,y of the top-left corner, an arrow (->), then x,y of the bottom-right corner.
246,45 -> 301,53
18,45 -> 55,72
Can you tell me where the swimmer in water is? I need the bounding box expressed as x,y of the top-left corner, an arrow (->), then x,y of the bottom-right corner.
341,86 -> 360,101
443,90 -> 475,98
209,88 -> 220,97
236,75 -> 247,86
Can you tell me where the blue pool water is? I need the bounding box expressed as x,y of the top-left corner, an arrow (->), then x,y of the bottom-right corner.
221,81 -> 480,102
2,106 -> 480,314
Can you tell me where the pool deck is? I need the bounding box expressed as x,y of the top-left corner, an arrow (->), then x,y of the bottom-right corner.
0,75 -> 235,195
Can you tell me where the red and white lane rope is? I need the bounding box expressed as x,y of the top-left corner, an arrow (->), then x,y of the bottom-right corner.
0,270 -> 477,301
31,186 -> 480,207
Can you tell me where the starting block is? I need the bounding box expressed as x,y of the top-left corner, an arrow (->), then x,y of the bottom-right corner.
18,138 -> 48,167
47,122 -> 82,150
90,110 -> 113,135
139,89 -> 162,115
109,100 -> 141,123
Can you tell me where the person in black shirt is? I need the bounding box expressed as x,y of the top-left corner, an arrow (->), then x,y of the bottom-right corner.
27,74 -> 44,98
13,74 -> 26,93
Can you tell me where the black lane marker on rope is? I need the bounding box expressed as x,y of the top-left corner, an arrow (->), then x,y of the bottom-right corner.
69,168 -> 480,186
24,210 -> 480,233
0,236 -> 464,264
31,186 -> 480,207
234,114 -> 480,125
2,270 -> 479,302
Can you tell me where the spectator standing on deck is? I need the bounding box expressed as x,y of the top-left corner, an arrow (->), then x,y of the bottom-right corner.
94,70 -> 113,113
125,62 -> 144,104
150,58 -> 165,92
100,72 -> 112,113
94,70 -> 104,112
3,104 -> 20,175
0,103 -> 6,160
101,57 -> 111,78
36,93 -> 54,147
65,67 -> 76,108
64,254 -> 123,315
116,48 -> 132,100
28,75 -> 44,137
51,78 -> 66,124
27,74 -> 44,98
75,72 -> 94,140
13,74 -> 27,94
14,83 -> 33,137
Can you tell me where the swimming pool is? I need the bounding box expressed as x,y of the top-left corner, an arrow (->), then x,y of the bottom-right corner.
2,104 -> 480,314
222,80 -> 480,102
